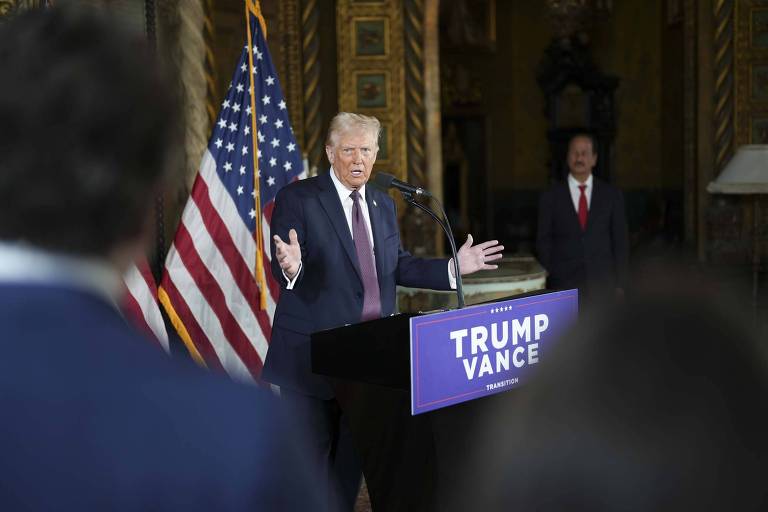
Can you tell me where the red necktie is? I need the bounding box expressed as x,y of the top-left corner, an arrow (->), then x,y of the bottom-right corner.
578,184 -> 588,231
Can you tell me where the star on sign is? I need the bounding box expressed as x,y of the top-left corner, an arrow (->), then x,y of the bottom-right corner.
274,119 -> 283,129
236,83 -> 244,93
270,137 -> 280,148
232,103 -> 241,113
218,119 -> 226,129
244,125 -> 250,135
228,122 -> 238,132
256,49 -> 263,60
226,142 -> 235,152
242,145 -> 248,155
240,63 -> 247,72
223,162 -> 233,172
214,138 -> 223,149
287,142 -> 296,152
239,165 -> 246,175
249,208 -> 257,219
262,95 -> 271,106
257,131 -> 265,143
257,149 -> 262,159
283,161 -> 292,171
237,185 -> 244,195
267,176 -> 276,186
278,100 -> 286,110
259,114 -> 268,124
222,99 -> 230,109
266,76 -> 275,86
246,105 -> 252,116
269,157 -> 277,167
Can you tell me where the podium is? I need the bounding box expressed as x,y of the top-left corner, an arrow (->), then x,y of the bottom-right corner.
311,290 -> 578,511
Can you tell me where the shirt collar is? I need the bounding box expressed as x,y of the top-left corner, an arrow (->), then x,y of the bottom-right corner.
568,173 -> 593,189
0,240 -> 123,306
329,167 -> 367,204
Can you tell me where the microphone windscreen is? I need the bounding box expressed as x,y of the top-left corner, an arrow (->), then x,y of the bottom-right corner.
372,172 -> 395,189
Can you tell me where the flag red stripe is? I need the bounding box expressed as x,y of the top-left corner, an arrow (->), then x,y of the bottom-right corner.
191,178 -> 273,340
122,289 -> 162,345
159,273 -> 225,372
261,200 -> 281,302
136,258 -> 159,297
173,222 -> 264,376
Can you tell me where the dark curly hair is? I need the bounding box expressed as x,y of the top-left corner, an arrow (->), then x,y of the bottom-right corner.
0,5 -> 179,256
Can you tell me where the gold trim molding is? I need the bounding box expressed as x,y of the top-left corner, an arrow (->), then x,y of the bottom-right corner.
0,0 -> 45,20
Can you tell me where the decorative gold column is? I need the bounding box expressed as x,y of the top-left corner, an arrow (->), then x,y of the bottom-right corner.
301,0 -> 323,174
276,0 -> 305,155
714,0 -> 735,172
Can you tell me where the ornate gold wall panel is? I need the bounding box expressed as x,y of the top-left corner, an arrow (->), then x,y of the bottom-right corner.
734,0 -> 768,149
0,0 -> 44,20
336,0 -> 407,182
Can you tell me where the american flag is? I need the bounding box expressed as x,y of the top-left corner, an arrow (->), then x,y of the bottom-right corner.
159,2 -> 304,382
122,259 -> 169,352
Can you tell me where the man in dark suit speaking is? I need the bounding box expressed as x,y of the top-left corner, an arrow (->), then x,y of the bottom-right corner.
536,133 -> 629,303
262,112 -> 504,511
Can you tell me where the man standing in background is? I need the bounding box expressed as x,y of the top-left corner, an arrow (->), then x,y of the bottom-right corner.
537,133 -> 629,303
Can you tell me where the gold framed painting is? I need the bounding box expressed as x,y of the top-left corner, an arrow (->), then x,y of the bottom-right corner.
355,71 -> 389,109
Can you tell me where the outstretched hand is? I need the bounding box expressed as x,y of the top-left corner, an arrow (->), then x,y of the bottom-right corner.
273,228 -> 301,279
454,234 -> 504,276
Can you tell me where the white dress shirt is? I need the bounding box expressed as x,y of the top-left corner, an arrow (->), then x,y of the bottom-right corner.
0,241 -> 123,307
568,173 -> 593,213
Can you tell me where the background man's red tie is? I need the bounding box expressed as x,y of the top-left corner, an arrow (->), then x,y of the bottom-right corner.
578,184 -> 588,231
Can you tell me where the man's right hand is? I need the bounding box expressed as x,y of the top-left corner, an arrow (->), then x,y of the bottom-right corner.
273,228 -> 301,280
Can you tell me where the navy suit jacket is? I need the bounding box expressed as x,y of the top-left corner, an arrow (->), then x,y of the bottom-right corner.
262,172 -> 451,398
536,178 -> 629,295
0,283 -> 320,511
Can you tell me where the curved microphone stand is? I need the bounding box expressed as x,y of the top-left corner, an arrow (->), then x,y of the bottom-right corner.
401,192 -> 465,309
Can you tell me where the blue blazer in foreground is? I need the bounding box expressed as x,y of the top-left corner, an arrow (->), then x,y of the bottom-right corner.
0,283 -> 321,511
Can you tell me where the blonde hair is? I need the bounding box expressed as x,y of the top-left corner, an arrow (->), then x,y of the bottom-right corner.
325,112 -> 381,149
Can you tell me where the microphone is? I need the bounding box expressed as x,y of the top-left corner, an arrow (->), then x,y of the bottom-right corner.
373,172 -> 432,197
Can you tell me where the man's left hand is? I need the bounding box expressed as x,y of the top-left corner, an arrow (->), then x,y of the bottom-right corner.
453,234 -> 504,276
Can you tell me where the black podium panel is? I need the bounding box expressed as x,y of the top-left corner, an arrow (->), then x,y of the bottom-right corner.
311,310 -> 526,511
311,312 -> 420,390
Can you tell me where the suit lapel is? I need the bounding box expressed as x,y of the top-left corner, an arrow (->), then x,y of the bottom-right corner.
316,172 -> 363,283
586,179 -> 605,232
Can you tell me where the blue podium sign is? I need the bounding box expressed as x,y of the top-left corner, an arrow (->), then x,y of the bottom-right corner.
409,289 -> 578,415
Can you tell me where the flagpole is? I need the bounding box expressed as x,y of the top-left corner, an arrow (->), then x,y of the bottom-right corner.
246,0 -> 269,311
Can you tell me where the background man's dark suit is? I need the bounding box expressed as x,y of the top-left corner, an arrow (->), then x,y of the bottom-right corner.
0,282 -> 319,511
536,178 -> 629,297
262,170 -> 451,398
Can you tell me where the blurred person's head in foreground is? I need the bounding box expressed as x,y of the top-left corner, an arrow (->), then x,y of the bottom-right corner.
0,5 -> 178,270
463,264 -> 768,511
